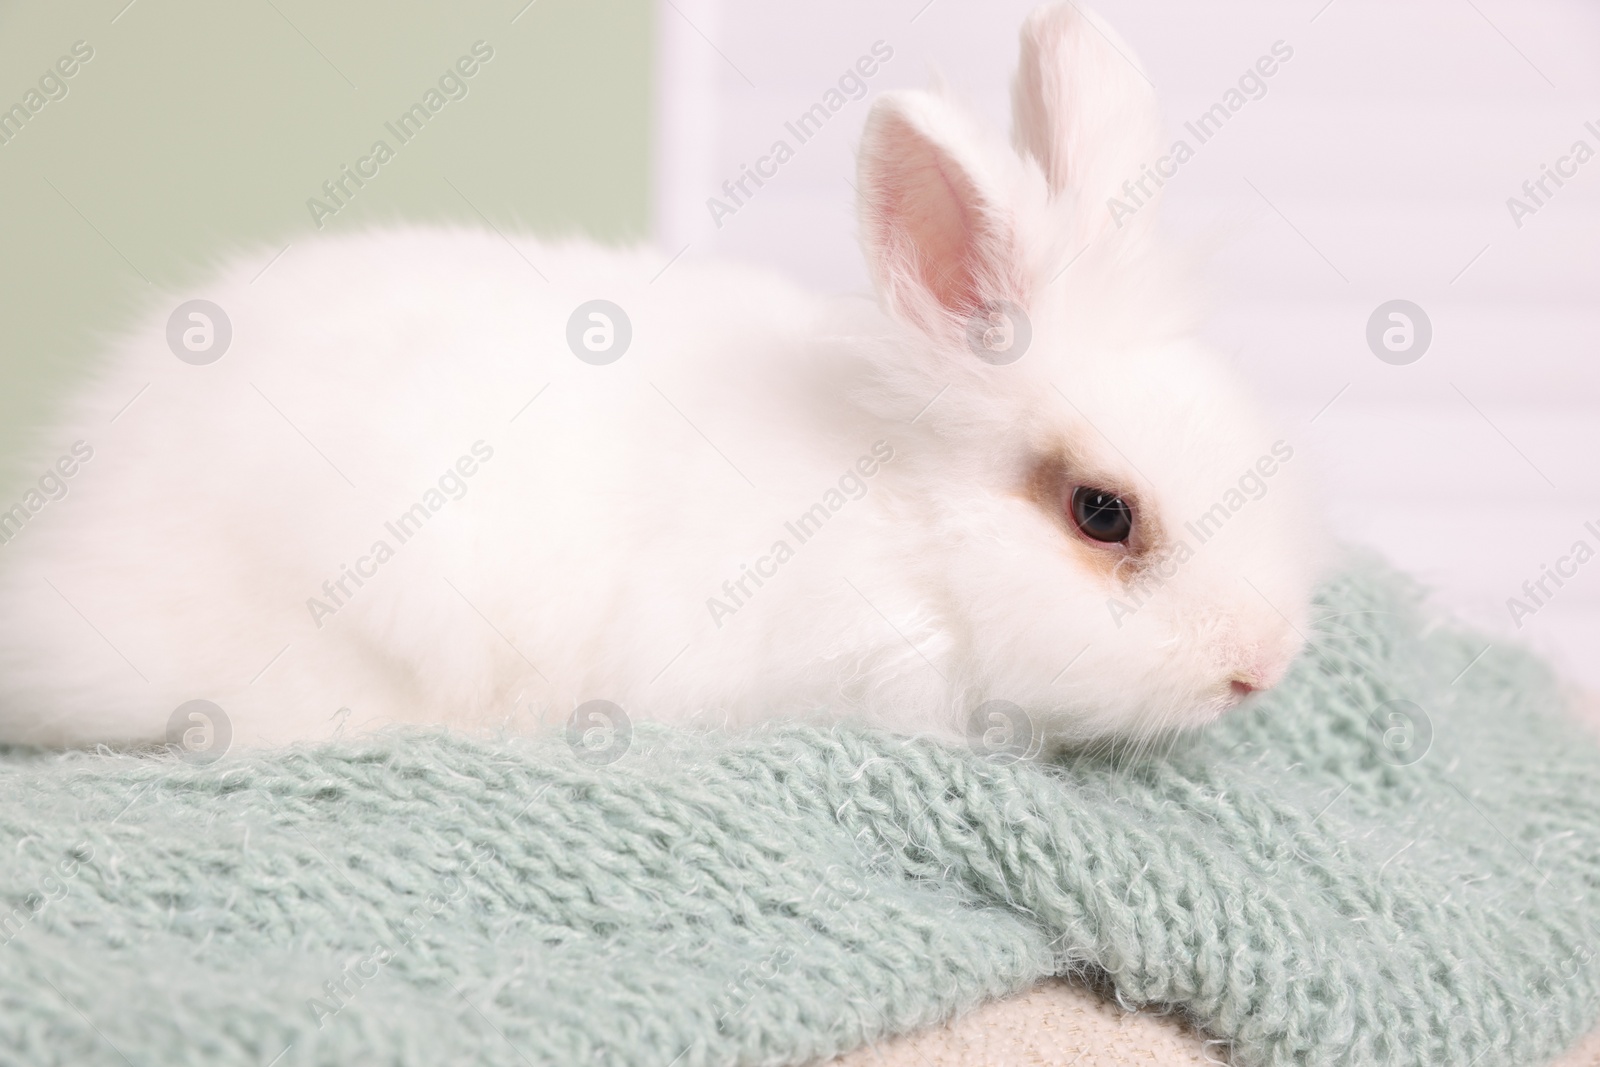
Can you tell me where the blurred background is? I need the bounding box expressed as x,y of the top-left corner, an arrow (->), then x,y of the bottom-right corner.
0,0 -> 650,455
2,0 -> 1597,688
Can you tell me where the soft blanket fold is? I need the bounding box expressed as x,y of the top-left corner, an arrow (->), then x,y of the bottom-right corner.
1,558 -> 1597,1067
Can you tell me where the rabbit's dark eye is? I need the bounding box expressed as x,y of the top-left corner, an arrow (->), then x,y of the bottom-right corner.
1070,487 -> 1132,544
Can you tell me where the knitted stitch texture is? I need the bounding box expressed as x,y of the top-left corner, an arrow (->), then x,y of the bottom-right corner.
0,558 -> 1597,1067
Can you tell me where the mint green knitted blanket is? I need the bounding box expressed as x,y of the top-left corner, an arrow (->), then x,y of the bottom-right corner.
2,559 -> 1598,1067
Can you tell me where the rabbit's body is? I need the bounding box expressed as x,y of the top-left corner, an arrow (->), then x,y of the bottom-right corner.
0,234 -> 929,746
0,4 -> 1323,753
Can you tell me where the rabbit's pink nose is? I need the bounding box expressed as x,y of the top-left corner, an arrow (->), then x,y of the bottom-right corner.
1227,662 -> 1281,701
1232,650 -> 1292,696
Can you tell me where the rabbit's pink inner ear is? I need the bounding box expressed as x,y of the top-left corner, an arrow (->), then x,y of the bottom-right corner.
861,104 -> 1012,331
881,127 -> 985,315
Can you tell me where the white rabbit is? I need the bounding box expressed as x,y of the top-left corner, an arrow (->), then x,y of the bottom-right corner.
0,3 -> 1321,755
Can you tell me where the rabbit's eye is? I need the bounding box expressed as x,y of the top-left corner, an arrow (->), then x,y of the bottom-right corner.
1070,487 -> 1132,544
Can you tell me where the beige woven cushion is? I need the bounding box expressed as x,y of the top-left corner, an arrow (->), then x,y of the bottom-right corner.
830,976 -> 1600,1067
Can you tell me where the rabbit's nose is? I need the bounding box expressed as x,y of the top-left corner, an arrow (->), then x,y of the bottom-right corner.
1233,652 -> 1291,695
1229,655 -> 1286,697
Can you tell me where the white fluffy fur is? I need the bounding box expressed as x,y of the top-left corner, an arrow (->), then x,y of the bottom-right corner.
0,4 -> 1322,751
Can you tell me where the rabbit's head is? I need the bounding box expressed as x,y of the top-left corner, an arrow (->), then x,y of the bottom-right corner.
853,3 -> 1324,748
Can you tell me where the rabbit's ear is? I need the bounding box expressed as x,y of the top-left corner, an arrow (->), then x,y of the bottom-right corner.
857,91 -> 1028,338
1011,3 -> 1162,234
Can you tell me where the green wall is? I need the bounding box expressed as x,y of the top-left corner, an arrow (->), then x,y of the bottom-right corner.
0,0 -> 651,462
